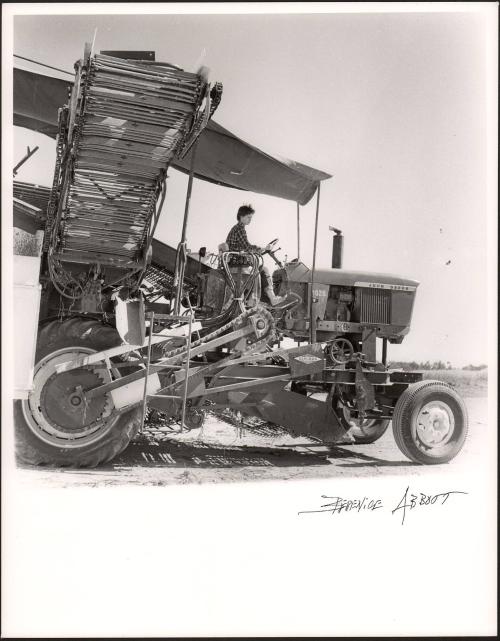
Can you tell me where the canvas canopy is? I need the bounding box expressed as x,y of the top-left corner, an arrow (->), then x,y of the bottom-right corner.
13,66 -> 331,206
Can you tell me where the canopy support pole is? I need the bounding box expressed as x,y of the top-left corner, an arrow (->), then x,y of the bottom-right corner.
174,142 -> 198,315
309,183 -> 321,345
296,203 -> 301,260
180,141 -> 197,246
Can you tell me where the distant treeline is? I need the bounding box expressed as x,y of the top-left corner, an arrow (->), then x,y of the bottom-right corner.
388,361 -> 488,371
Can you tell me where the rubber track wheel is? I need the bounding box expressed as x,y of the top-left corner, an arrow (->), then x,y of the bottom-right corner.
14,318 -> 142,468
392,379 -> 468,465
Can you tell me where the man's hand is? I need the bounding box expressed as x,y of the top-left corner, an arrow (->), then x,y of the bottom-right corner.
264,244 -> 273,252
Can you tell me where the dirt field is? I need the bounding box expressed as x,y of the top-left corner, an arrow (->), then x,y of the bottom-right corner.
15,395 -> 488,488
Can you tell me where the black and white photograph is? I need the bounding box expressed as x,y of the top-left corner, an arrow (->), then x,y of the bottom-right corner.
2,3 -> 497,637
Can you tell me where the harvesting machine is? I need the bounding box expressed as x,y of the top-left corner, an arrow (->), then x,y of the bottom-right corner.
12,46 -> 468,467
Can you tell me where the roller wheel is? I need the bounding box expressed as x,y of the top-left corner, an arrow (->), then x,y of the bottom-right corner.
339,405 -> 390,444
14,318 -> 142,467
392,380 -> 468,464
182,408 -> 206,430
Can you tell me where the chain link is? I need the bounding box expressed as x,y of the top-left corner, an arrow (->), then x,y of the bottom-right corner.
160,305 -> 275,363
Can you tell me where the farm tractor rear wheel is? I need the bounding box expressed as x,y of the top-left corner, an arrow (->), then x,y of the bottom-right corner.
392,380 -> 468,464
14,318 -> 142,467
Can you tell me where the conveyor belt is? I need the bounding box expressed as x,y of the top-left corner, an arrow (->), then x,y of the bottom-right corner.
52,53 -> 218,270
143,263 -> 193,298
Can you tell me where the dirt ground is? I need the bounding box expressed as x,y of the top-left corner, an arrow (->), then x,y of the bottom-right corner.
15,396 -> 487,488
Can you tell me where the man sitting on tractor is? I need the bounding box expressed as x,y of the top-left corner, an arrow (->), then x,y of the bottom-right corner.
225,204 -> 285,306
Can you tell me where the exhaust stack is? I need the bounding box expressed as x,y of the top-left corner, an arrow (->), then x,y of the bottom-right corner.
329,226 -> 343,268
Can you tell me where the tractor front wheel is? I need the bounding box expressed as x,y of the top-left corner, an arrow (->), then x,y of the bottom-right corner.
392,380 -> 468,464
14,318 -> 142,467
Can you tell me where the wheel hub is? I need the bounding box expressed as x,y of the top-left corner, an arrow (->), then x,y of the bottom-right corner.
24,347 -> 116,445
40,369 -> 107,431
416,401 -> 454,447
342,405 -> 377,431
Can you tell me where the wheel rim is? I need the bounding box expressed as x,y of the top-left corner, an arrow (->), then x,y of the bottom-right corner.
341,405 -> 379,433
184,409 -> 205,430
415,400 -> 455,448
22,347 -> 120,448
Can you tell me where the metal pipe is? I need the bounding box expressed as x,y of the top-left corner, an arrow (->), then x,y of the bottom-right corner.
382,338 -> 388,366
13,54 -> 73,76
174,142 -> 198,314
146,175 -> 167,247
329,226 -> 343,269
296,202 -> 301,260
179,313 -> 193,432
180,141 -> 198,244
174,244 -> 188,315
309,183 -> 321,344
188,373 -> 291,397
13,146 -> 39,177
139,311 -> 155,433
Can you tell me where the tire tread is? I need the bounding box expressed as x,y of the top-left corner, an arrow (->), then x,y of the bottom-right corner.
392,379 -> 468,464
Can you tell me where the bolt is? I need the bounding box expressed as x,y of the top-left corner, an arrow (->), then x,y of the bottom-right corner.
70,396 -> 82,406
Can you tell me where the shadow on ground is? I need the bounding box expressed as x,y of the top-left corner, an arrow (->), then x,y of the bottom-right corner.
104,438 -> 418,470
112,440 -> 333,469
16,440 -> 418,473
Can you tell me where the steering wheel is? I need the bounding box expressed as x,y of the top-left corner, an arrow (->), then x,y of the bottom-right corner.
261,238 -> 279,255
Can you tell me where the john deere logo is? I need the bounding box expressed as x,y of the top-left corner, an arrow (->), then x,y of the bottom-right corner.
295,354 -> 321,364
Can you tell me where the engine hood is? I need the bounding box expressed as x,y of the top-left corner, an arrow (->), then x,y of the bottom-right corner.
283,261 -> 419,289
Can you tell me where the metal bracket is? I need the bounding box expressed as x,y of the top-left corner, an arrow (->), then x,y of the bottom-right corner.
355,358 -> 376,419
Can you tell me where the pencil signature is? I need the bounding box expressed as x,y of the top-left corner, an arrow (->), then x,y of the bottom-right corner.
298,495 -> 383,515
298,486 -> 468,525
391,486 -> 468,525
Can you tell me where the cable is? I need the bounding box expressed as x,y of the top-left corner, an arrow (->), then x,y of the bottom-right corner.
14,54 -> 73,76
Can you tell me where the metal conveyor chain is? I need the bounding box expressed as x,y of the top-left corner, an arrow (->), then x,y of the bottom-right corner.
50,52 -> 219,271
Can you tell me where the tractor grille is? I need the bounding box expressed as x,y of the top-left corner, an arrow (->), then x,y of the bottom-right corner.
359,288 -> 391,324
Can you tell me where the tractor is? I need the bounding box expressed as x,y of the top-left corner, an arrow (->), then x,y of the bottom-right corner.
12,46 -> 468,468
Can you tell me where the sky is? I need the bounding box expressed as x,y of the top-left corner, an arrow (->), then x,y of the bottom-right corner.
8,4 -> 497,367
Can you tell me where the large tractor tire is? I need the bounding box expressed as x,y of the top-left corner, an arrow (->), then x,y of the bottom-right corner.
392,380 -> 468,464
14,318 -> 142,467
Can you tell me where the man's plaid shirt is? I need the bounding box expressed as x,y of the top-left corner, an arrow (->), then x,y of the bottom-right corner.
226,222 -> 259,265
